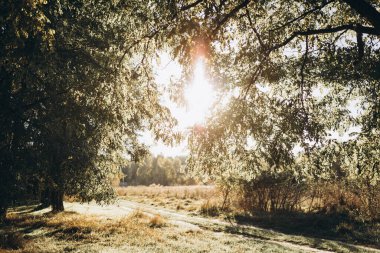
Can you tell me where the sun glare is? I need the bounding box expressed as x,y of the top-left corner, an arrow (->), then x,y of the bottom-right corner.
184,58 -> 216,124
149,54 -> 216,156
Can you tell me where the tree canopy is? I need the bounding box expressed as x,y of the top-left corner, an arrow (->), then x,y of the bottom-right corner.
155,0 -> 380,216
0,0 -> 178,214
149,0 -> 380,175
1,0 -> 379,218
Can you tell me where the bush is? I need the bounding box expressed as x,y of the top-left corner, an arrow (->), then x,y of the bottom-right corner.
199,200 -> 220,217
316,180 -> 380,221
237,171 -> 308,213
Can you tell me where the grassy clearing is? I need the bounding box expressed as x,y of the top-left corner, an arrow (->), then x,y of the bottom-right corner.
0,207 -> 303,253
118,185 -> 380,251
1,208 -> 162,252
0,186 -> 378,253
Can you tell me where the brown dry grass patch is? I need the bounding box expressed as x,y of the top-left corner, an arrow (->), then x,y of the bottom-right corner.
117,185 -> 224,215
1,210 -> 164,252
117,185 -> 217,200
148,214 -> 166,228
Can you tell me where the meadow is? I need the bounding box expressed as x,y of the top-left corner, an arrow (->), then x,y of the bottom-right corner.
1,185 -> 379,253
0,204 -> 317,253
118,185 -> 380,250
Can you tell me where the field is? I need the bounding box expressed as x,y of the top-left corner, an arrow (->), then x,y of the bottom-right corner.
117,185 -> 221,215
1,185 -> 379,253
118,185 -> 380,250
0,204 -> 315,253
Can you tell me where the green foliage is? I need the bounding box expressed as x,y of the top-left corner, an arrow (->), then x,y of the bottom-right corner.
157,0 -> 380,219
0,1 -> 178,212
1,0 -> 379,219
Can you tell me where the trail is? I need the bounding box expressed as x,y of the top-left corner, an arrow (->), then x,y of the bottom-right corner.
39,199 -> 378,253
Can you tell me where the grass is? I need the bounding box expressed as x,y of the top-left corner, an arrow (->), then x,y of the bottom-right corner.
1,208 -> 162,252
148,214 -> 166,228
0,206 -> 302,253
0,231 -> 26,250
117,185 -> 219,214
199,199 -> 220,217
118,185 -> 380,251
1,186 -> 378,252
239,211 -> 380,247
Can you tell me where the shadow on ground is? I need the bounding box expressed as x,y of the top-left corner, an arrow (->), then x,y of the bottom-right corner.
232,211 -> 380,249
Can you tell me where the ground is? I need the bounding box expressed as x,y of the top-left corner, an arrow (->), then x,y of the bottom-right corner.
1,186 -> 379,253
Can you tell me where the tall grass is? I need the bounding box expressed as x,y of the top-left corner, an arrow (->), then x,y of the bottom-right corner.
117,185 -> 217,200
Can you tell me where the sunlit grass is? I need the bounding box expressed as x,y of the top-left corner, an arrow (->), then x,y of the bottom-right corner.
117,185 -> 380,252
1,209 -> 300,253
117,185 -> 220,214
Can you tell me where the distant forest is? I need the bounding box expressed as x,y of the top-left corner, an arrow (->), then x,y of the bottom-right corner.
120,155 -> 197,186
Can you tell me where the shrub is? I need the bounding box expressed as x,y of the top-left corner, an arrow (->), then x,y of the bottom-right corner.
237,171 -> 308,213
199,200 -> 220,217
148,215 -> 166,228
316,180 -> 380,221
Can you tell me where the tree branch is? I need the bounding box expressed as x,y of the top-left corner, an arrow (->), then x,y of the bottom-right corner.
118,28 -> 162,67
245,9 -> 265,48
180,0 -> 204,11
299,35 -> 309,108
213,0 -> 250,34
269,0 -> 336,32
342,0 -> 380,34
118,0 -> 206,68
271,24 -> 379,52
242,64 -> 263,99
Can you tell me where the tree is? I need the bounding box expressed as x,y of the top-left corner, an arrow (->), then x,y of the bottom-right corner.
0,0 -> 56,220
145,0 -> 380,179
0,0 -> 177,215
113,0 -> 380,214
122,154 -> 193,186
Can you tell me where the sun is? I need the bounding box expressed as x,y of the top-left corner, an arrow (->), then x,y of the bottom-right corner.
154,53 -> 216,129
184,58 -> 216,124
149,53 -> 217,155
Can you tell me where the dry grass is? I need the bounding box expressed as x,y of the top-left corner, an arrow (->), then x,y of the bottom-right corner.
199,199 -> 220,217
117,185 -> 217,200
116,185 -> 380,250
5,211 -> 160,243
2,186 -> 376,252
0,209 -> 301,253
0,232 -> 26,250
1,210 -> 165,252
117,185 -> 222,215
148,215 -> 166,228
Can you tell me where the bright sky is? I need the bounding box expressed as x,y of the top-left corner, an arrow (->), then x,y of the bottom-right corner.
141,52 -> 216,157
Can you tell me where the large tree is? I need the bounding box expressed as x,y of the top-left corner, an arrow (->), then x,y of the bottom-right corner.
0,0 -> 177,216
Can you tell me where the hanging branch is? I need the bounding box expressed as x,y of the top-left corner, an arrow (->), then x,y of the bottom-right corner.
300,35 -> 309,109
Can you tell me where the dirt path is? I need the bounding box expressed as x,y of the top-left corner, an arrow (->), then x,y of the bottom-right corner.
33,199 -> 373,253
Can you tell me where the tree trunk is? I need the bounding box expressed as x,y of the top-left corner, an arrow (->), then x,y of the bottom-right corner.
0,206 -> 7,223
40,188 -> 51,208
51,190 -> 64,212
